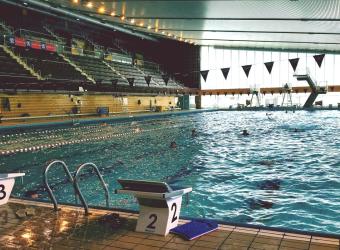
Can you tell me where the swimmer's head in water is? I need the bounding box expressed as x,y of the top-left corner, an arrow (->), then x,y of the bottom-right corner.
24,190 -> 39,199
242,129 -> 250,136
170,141 -> 177,148
133,127 -> 141,133
191,129 -> 197,136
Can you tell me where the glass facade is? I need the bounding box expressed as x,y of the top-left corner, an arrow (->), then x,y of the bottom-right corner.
200,46 -> 340,108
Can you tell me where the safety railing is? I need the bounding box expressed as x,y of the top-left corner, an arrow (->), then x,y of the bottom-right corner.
73,162 -> 110,215
43,160 -> 109,215
44,160 -> 75,211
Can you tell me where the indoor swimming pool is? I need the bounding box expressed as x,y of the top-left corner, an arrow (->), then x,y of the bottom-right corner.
0,111 -> 339,235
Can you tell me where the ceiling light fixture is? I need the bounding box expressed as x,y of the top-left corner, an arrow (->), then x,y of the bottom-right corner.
85,1 -> 93,8
98,6 -> 105,14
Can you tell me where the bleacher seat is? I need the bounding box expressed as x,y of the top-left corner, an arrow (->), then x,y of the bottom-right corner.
108,61 -> 148,87
0,15 -> 185,91
0,47 -> 37,86
69,55 -> 123,84
13,47 -> 87,82
139,63 -> 183,89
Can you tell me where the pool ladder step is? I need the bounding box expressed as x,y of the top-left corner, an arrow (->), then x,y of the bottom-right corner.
44,160 -> 110,215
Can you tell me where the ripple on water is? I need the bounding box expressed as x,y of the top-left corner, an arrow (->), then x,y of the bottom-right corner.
2,110 -> 340,234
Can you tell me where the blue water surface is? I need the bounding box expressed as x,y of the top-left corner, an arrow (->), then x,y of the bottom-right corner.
0,110 -> 339,234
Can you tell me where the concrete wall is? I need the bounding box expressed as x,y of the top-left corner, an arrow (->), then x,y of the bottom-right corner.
0,93 -> 176,118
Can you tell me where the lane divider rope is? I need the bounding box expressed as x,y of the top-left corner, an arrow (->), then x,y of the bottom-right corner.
0,126 -> 181,156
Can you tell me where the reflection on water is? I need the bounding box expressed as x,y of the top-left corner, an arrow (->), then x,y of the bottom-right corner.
1,111 -> 340,234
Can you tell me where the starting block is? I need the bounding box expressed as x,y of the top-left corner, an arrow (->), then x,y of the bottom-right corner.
0,173 -> 25,206
115,179 -> 192,235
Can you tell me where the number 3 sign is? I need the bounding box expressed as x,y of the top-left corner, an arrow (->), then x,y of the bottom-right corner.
0,173 -> 25,206
136,196 -> 182,235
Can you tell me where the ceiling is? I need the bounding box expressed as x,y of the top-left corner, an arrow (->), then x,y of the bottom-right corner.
19,0 -> 340,51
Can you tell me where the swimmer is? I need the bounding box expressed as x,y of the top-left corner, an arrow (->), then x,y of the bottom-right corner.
191,128 -> 197,137
133,127 -> 141,133
266,113 -> 273,120
242,129 -> 250,136
170,141 -> 177,149
24,190 -> 39,199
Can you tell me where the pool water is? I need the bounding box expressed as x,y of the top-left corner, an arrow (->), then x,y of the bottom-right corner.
1,111 -> 339,234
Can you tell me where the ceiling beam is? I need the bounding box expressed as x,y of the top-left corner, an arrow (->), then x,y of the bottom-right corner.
123,17 -> 340,21
158,29 -> 340,36
185,38 -> 340,46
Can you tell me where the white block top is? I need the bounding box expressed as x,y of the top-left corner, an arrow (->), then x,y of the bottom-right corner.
0,173 -> 25,180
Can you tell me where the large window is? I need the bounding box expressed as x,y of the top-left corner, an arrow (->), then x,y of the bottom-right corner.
200,46 -> 340,107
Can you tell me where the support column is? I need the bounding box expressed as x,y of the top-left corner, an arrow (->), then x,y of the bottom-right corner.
195,95 -> 202,109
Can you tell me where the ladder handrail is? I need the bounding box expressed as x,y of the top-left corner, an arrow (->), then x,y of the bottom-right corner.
44,160 -> 75,211
73,162 -> 110,215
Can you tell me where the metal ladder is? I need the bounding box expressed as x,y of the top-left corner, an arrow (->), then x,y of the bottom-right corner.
73,162 -> 110,215
44,160 -> 110,215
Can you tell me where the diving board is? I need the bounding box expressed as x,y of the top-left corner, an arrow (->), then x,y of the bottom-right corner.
0,173 -> 25,206
115,179 -> 192,235
294,73 -> 327,108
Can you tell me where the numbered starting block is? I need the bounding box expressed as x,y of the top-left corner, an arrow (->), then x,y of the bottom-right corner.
0,173 -> 25,206
115,179 -> 192,235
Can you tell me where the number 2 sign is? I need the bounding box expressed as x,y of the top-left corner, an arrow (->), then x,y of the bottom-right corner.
136,196 -> 183,235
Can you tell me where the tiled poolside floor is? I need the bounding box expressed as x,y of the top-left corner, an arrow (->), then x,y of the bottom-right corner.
0,199 -> 338,250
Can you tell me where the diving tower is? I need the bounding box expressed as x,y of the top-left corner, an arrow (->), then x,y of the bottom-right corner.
246,87 -> 261,107
281,83 -> 293,107
294,71 -> 327,109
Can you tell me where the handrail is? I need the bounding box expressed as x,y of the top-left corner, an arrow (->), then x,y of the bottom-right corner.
73,162 -> 110,215
43,160 -> 75,211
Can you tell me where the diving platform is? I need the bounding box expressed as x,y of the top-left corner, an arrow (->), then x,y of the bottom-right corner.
281,83 -> 293,107
246,87 -> 261,107
293,73 -> 327,109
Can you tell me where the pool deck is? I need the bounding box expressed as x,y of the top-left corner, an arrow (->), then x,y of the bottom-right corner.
0,199 -> 338,250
